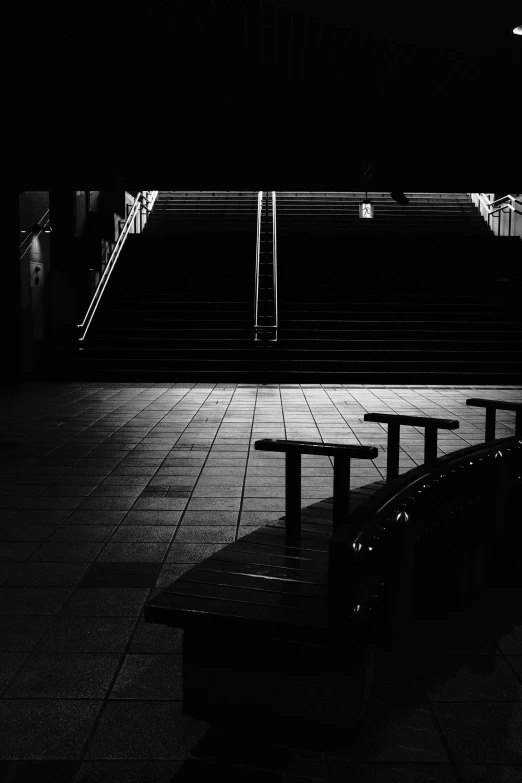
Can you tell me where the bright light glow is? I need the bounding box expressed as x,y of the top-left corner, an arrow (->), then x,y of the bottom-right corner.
514,25 -> 522,35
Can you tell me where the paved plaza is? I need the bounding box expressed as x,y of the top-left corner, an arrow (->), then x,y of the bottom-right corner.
0,383 -> 521,782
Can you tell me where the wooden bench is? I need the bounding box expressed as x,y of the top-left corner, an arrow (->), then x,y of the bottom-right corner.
143,403 -> 519,735
144,440 -> 378,735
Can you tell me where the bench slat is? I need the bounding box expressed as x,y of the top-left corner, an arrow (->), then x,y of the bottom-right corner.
181,566 -> 328,598
239,533 -> 329,560
211,548 -> 329,575
163,578 -> 329,612
178,554 -> 328,586
232,540 -> 329,563
244,521 -> 332,540
146,592 -> 331,640
272,515 -> 334,531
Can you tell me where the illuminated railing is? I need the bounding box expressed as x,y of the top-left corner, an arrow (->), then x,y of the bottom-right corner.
469,193 -> 522,236
254,190 -> 278,342
273,190 -> 278,336
77,191 -> 158,341
253,190 -> 263,338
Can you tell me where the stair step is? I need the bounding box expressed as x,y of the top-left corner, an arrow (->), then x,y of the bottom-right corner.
72,189 -> 522,384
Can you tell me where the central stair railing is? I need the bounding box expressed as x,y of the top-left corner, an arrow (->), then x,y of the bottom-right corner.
77,190 -> 158,341
254,190 -> 278,342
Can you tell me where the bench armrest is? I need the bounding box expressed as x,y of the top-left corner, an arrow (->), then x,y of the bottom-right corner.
466,398 -> 522,441
255,439 -> 378,459
363,413 -> 458,481
254,439 -> 379,539
364,413 -> 459,430
466,398 -> 522,413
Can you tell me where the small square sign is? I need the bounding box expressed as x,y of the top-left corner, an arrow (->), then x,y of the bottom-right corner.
359,202 -> 374,219
30,262 -> 44,288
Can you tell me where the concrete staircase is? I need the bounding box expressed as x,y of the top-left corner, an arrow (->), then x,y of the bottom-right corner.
70,191 -> 260,380
273,291 -> 522,383
60,191 -> 522,383
275,192 -> 491,235
274,192 -> 522,383
145,191 -> 259,233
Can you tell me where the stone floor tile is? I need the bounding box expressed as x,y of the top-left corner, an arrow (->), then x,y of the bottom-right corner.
110,654 -> 182,700
28,542 -> 105,563
110,526 -> 177,543
487,620 -> 522,656
325,702 -> 447,763
0,543 -> 41,562
6,562 -> 89,587
4,653 -> 120,699
96,543 -> 169,563
35,616 -> 137,653
23,498 -> 83,510
0,587 -> 74,615
46,525 -> 117,542
192,487 -> 243,497
3,760 -> 81,782
165,543 -> 224,563
0,699 -> 101,760
122,511 -> 182,525
180,511 -> 238,525
0,499 -> 35,511
173,526 -> 236,543
129,621 -> 183,654
0,652 -> 30,693
421,655 -> 522,702
330,761 -> 459,782
74,761 -> 182,783
505,657 -> 522,682
0,563 -> 19,586
85,701 -> 208,760
132,498 -> 188,511
241,499 -> 285,512
457,764 -> 522,782
432,702 -> 522,763
0,616 -> 54,652
61,511 -> 127,526
60,588 -> 150,617
0,525 -> 58,542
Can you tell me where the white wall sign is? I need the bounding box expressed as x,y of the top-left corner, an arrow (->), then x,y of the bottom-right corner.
29,261 -> 44,288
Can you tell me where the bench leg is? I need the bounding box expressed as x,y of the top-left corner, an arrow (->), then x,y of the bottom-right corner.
387,423 -> 400,482
285,451 -> 301,542
485,408 -> 496,442
182,626 -> 373,736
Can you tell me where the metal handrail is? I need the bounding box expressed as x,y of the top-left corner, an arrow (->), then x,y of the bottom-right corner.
473,193 -> 522,214
469,193 -> 522,237
471,193 -> 522,215
272,190 -> 278,333
253,190 -> 263,337
77,190 -> 159,341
